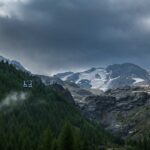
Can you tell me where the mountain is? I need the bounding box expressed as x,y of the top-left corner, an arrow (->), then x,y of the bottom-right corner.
38,63 -> 150,140
55,63 -> 150,91
0,57 -> 150,149
0,60 -> 125,150
0,56 -> 29,73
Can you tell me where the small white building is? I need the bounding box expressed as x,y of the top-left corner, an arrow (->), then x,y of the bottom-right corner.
23,80 -> 32,88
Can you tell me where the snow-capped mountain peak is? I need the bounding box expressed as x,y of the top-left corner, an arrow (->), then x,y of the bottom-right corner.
55,63 -> 150,91
55,67 -> 111,90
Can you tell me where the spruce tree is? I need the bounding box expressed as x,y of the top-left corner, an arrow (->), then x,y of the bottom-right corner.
58,122 -> 75,150
51,138 -> 58,150
39,127 -> 53,150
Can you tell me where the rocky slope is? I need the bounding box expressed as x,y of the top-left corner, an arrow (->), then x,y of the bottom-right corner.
81,87 -> 150,138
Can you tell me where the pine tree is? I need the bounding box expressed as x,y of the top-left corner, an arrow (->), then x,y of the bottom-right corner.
143,136 -> 148,150
58,122 -> 75,150
38,127 -> 53,150
73,129 -> 83,150
51,138 -> 58,150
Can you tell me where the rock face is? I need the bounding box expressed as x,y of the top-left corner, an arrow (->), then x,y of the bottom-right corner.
81,87 -> 150,138
55,63 -> 150,91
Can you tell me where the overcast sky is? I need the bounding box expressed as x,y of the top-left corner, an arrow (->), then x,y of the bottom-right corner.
0,0 -> 150,75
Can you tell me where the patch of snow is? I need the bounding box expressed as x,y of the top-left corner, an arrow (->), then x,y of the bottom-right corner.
76,68 -> 109,89
99,76 -> 120,91
62,67 -> 121,91
62,73 -> 73,81
132,78 -> 144,84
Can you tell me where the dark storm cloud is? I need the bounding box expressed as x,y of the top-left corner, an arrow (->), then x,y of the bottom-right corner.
0,0 -> 150,74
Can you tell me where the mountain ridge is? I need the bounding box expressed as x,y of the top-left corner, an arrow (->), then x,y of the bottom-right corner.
0,56 -> 30,73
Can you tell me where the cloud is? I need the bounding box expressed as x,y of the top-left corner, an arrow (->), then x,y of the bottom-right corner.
0,92 -> 29,108
0,0 -> 150,74
0,0 -> 29,18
